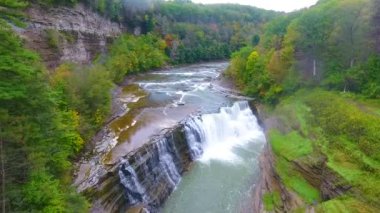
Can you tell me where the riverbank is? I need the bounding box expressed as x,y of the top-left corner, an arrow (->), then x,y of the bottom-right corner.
253,89 -> 380,212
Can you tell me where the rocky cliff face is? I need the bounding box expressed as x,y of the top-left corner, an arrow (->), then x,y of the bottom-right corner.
19,4 -> 124,69
75,120 -> 194,213
253,144 -> 303,213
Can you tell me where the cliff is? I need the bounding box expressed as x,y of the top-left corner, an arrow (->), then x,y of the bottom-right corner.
252,105 -> 352,212
19,3 -> 124,69
75,119 -> 194,213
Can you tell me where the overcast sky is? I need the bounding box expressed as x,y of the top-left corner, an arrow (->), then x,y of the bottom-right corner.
191,0 -> 319,12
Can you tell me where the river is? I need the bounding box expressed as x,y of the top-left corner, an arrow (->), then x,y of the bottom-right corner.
74,62 -> 266,212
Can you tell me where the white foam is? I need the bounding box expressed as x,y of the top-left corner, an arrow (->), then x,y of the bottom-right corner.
187,101 -> 265,164
138,80 -> 192,88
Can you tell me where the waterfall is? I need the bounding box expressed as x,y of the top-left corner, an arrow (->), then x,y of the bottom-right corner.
185,101 -> 263,163
118,101 -> 263,211
119,138 -> 183,209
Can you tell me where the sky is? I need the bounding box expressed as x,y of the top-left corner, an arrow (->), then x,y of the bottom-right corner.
191,0 -> 319,12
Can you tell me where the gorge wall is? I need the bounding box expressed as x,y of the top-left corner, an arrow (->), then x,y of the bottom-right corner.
19,3 -> 124,69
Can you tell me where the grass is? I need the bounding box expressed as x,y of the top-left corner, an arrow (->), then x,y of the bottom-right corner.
269,130 -> 313,161
267,93 -> 320,205
274,98 -> 311,135
346,93 -> 380,117
263,191 -> 282,211
316,196 -> 378,213
305,91 -> 380,206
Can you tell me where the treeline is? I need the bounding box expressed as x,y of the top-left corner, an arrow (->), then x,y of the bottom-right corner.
7,0 -> 278,64
154,2 -> 279,63
0,1 -> 167,211
76,0 -> 279,64
227,0 -> 379,102
80,1 -> 279,63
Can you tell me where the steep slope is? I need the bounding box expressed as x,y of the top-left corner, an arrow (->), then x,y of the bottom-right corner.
253,90 -> 380,212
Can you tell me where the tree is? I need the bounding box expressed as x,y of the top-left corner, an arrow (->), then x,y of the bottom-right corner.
0,18 -> 88,211
293,9 -> 332,79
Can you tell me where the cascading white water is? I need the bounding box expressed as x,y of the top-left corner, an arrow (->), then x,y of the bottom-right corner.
119,138 -> 183,208
119,162 -> 148,205
163,101 -> 266,213
119,101 -> 265,212
185,101 -> 264,163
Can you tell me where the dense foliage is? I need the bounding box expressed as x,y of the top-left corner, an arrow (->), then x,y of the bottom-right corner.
0,19 -> 88,211
106,33 -> 168,82
51,64 -> 114,140
0,0 -> 169,211
227,0 -> 379,102
154,2 -> 279,63
0,0 -> 28,26
0,25 -> 167,213
78,0 -> 278,63
12,0 -> 278,65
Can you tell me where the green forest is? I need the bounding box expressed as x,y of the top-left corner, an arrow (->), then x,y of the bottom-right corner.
227,0 -> 379,102
0,0 -> 380,212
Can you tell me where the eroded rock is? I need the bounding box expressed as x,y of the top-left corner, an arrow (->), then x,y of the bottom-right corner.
20,3 -> 124,69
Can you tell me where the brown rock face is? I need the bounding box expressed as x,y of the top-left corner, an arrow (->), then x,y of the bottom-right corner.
292,158 -> 351,201
77,121 -> 194,213
253,145 -> 304,213
19,3 -> 124,69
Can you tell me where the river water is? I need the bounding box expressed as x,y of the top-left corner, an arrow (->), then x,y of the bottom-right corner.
75,62 -> 266,212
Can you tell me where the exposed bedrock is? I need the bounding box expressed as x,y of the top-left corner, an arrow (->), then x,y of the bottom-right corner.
19,3 -> 124,69
81,121 -> 194,213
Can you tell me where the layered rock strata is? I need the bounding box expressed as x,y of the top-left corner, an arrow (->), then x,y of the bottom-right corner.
20,4 -> 123,69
